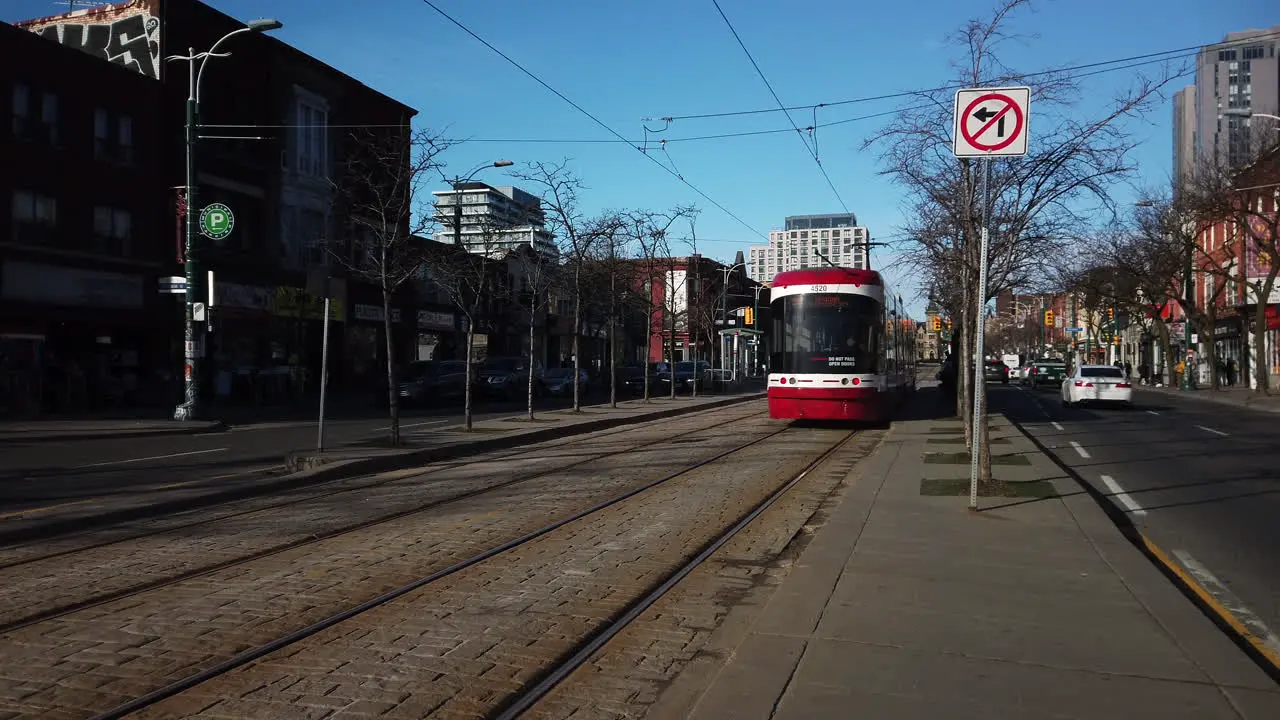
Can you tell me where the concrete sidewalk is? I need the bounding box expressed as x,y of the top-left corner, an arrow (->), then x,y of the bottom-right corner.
679,389 -> 1280,719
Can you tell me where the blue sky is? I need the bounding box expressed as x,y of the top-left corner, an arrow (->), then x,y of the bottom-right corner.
6,0 -> 1274,318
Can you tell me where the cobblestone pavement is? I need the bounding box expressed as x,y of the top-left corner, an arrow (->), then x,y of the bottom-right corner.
0,404 -> 765,629
522,429 -> 888,720
0,406 -> 776,718
129,427 -> 855,720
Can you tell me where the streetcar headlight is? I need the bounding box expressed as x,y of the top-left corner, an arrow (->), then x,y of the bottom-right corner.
789,377 -> 796,385
841,378 -> 849,385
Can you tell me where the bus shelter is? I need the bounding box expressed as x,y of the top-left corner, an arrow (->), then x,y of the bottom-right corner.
718,327 -> 764,381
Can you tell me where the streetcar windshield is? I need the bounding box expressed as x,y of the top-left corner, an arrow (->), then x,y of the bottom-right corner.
770,294 -> 881,374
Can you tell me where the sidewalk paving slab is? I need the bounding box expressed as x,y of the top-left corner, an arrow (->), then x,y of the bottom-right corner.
676,390 -> 1280,720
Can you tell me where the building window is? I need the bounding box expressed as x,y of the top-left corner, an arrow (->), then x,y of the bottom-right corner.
40,92 -> 59,146
93,206 -> 132,256
94,108 -> 110,159
11,190 -> 57,244
296,101 -> 328,177
12,83 -> 30,138
119,115 -> 135,165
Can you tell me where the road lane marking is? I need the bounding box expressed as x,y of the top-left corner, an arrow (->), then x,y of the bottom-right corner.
1051,421 -> 1064,431
1099,474 -> 1146,516
1069,441 -> 1091,459
374,419 -> 451,433
0,499 -> 96,521
1168,548 -> 1280,669
1196,424 -> 1229,437
74,447 -> 228,469
1146,410 -> 1159,415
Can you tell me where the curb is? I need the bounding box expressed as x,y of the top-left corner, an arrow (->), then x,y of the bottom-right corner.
1003,412 -> 1280,683
0,420 -> 228,444
0,394 -> 764,546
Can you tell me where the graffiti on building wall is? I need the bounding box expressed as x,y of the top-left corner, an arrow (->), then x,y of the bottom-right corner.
31,12 -> 161,79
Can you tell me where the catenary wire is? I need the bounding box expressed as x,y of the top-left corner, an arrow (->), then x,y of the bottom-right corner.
709,0 -> 850,213
419,0 -> 768,241
659,29 -> 1280,121
203,46 -> 1202,144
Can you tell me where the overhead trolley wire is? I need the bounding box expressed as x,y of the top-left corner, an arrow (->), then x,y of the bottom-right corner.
709,0 -> 850,213
419,0 -> 768,241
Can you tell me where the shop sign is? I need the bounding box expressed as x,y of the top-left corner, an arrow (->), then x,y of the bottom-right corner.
274,287 -> 346,322
215,282 -> 274,311
1,261 -> 143,309
417,310 -> 456,331
353,303 -> 402,324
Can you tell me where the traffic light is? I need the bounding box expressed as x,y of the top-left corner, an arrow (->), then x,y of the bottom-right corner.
1113,335 -> 1121,346
1044,309 -> 1054,327
1107,307 -> 1115,322
931,317 -> 942,332
744,307 -> 754,326
946,317 -> 952,329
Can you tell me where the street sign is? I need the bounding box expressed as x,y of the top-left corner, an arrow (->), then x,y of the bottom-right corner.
199,203 -> 235,240
159,276 -> 187,295
1066,327 -> 1083,333
952,86 -> 1030,158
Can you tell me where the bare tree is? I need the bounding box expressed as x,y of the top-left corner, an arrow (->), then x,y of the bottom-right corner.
422,220 -> 509,431
864,0 -> 1176,488
628,212 -> 675,402
332,126 -> 451,445
582,217 -> 635,408
506,235 -> 560,421
516,161 -> 612,412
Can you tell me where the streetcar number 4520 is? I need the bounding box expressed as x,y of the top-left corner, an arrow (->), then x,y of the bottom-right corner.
810,285 -> 828,292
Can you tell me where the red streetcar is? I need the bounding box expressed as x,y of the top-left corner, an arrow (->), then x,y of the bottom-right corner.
767,267 -> 916,422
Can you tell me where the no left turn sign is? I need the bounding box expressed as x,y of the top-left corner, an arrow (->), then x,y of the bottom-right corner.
952,86 -> 1030,158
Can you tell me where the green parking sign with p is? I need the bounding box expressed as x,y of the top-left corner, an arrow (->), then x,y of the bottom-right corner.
199,203 -> 235,240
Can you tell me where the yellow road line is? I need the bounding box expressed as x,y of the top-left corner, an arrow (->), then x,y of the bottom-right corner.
1140,534 -> 1280,671
0,498 -> 96,520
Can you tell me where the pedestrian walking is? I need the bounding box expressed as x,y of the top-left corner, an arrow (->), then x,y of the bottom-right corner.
1124,361 -> 1132,380
1226,358 -> 1237,387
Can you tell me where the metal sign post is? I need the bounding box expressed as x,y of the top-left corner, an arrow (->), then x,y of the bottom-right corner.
317,295 -> 331,453
953,85 -> 1031,510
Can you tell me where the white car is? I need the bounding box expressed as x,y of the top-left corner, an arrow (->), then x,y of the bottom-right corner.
1061,364 -> 1133,407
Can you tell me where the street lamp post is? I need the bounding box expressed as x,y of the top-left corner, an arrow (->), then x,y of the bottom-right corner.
446,160 -> 515,249
166,18 -> 282,422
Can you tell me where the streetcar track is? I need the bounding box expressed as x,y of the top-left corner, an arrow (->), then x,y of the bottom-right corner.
493,430 -> 860,718
86,424 -> 810,720
0,401 -> 764,571
0,407 -> 769,634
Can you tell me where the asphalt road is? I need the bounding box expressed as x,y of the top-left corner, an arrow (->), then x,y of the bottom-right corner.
0,392 -> 653,517
992,382 -> 1280,651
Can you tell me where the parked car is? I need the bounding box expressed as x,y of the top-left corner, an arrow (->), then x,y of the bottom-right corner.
1027,360 -> 1067,389
397,360 -> 469,407
1062,364 -> 1132,408
541,367 -> 589,398
478,356 -> 542,401
616,365 -> 656,396
984,360 -> 1009,384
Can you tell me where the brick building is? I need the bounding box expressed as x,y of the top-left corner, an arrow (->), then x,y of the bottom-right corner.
0,18 -> 166,415
7,0 -> 422,414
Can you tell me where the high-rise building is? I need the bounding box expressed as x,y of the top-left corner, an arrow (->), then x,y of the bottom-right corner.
1177,26 -> 1280,186
432,182 -> 557,257
1172,85 -> 1197,194
747,213 -> 870,282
